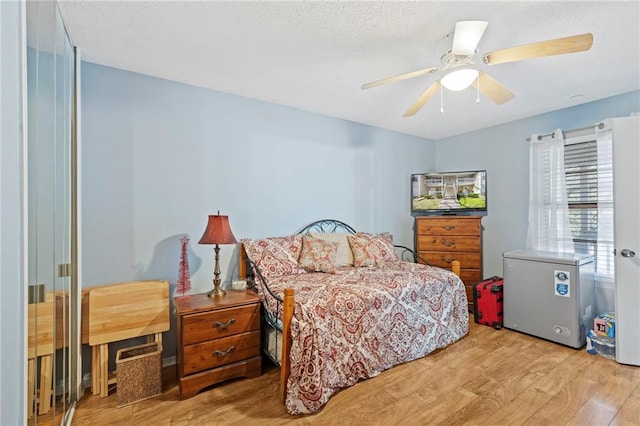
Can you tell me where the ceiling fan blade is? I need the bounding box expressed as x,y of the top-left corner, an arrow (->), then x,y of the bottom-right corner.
403,81 -> 441,117
482,33 -> 593,65
472,72 -> 515,105
452,21 -> 488,56
361,67 -> 438,90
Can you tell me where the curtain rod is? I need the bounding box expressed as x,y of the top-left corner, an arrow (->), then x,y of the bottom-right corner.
526,122 -> 605,142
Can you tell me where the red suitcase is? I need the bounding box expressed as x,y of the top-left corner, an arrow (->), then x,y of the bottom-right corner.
473,276 -> 504,329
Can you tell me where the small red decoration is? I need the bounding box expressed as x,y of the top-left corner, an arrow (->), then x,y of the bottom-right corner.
177,236 -> 192,296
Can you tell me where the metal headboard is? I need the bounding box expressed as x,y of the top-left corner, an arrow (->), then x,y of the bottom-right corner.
296,219 -> 356,235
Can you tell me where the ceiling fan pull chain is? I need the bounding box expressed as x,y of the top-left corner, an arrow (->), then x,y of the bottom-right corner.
440,86 -> 444,113
476,76 -> 481,104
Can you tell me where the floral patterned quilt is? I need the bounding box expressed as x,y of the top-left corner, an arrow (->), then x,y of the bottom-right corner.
263,261 -> 469,414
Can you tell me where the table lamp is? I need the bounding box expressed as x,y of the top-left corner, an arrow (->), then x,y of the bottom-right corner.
198,212 -> 237,297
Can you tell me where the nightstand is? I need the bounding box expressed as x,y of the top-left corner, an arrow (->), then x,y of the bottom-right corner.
174,291 -> 261,399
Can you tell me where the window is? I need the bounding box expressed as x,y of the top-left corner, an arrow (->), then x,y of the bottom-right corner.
564,136 -> 613,278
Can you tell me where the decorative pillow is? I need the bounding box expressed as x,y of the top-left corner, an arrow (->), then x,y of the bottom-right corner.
309,232 -> 354,267
299,235 -> 339,273
241,235 -> 305,279
347,232 -> 398,267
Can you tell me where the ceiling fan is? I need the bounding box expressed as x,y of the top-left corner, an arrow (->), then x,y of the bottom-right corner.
361,21 -> 593,117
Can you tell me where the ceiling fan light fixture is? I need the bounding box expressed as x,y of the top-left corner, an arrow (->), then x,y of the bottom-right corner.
440,68 -> 479,91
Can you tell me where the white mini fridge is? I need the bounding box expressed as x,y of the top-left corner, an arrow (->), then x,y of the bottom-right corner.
503,249 -> 595,348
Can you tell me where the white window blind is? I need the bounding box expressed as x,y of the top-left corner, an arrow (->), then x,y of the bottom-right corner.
564,135 -> 614,278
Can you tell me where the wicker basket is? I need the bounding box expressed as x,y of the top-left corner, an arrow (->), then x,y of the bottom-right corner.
115,341 -> 162,407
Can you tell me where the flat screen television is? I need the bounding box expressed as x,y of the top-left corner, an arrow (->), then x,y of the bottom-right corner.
411,170 -> 487,216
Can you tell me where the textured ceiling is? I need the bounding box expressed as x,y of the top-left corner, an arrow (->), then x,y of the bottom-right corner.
57,1 -> 640,140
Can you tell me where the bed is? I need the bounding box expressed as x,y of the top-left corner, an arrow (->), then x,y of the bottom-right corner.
238,219 -> 469,414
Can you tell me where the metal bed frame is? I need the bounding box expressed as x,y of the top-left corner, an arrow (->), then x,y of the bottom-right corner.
238,219 -> 453,402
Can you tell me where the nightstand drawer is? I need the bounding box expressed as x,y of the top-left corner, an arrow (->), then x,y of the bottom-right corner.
182,330 -> 260,375
417,235 -> 481,252
419,251 -> 481,269
182,304 -> 260,346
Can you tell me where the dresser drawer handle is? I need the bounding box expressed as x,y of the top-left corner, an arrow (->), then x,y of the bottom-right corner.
441,240 -> 455,247
212,346 -> 236,357
212,319 -> 236,329
442,225 -> 455,231
441,257 -> 454,264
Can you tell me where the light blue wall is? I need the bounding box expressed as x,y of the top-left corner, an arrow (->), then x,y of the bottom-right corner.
1,1 -> 25,425
80,62 -> 436,361
435,90 -> 640,278
80,61 -> 639,367
1,3 -> 635,416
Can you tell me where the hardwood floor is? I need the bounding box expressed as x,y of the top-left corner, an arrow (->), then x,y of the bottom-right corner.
68,320 -> 640,426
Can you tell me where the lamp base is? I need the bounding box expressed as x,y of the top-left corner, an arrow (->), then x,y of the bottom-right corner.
208,245 -> 226,297
207,287 -> 226,297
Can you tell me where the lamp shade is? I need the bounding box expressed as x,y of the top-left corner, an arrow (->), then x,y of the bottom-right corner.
440,68 -> 479,91
198,215 -> 237,245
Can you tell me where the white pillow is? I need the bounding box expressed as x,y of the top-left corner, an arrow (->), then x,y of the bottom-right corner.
309,232 -> 354,267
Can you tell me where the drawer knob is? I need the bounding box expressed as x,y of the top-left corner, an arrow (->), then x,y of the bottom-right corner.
212,346 -> 236,357
441,256 -> 454,264
442,240 -> 455,247
212,318 -> 236,329
442,226 -> 455,231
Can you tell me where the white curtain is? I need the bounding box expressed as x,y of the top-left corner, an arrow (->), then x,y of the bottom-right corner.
595,126 -> 614,279
527,129 -> 575,253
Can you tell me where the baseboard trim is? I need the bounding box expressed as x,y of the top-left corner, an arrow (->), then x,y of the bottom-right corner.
82,373 -> 91,390
163,356 -> 176,367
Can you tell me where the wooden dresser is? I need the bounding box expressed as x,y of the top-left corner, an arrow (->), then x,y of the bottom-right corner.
174,291 -> 261,399
414,216 -> 483,311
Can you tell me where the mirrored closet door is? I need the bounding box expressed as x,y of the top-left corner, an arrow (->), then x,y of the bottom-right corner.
26,1 -> 79,424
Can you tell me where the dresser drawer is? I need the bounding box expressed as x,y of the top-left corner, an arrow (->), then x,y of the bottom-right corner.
429,265 -> 481,286
460,269 -> 482,285
182,304 -> 260,346
419,251 -> 481,269
417,235 -> 481,252
416,217 -> 480,236
182,330 -> 260,375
